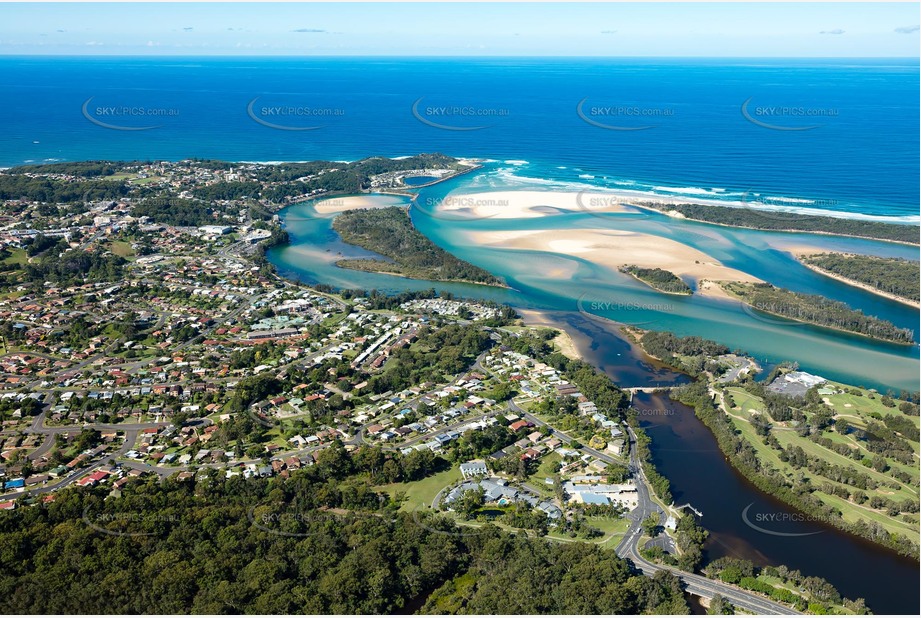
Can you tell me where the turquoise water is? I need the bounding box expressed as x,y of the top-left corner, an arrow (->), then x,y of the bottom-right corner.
269,165 -> 919,394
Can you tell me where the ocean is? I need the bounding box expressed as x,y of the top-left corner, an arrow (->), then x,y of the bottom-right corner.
1,56 -> 918,222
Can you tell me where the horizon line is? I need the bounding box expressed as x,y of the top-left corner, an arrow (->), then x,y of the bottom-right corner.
1,53 -> 919,59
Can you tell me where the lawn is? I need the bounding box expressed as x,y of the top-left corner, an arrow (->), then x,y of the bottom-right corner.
545,515 -> 631,548
108,241 -> 135,258
718,383 -> 920,540
375,465 -> 463,512
1,248 -> 28,266
527,451 -> 563,496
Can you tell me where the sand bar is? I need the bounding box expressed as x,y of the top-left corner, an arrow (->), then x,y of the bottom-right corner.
313,195 -> 405,214
468,228 -> 761,297
433,190 -> 650,219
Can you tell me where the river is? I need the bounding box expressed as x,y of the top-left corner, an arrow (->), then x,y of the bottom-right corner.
267,168 -> 920,613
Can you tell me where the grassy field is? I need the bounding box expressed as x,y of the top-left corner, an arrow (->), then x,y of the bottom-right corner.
721,384 -> 920,539
527,451 -> 563,496
545,515 -> 630,548
375,465 -> 464,512
1,248 -> 28,266
108,240 -> 135,258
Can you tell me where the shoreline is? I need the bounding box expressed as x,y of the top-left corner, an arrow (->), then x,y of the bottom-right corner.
716,282 -> 917,346
632,203 -> 920,247
515,308 -> 580,360
621,269 -> 693,296
332,259 -> 512,290
789,254 -> 921,309
429,189 -> 647,219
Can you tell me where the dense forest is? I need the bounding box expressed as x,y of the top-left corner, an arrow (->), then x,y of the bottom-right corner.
0,448 -> 689,615
722,282 -> 915,343
0,175 -> 127,205
131,197 -> 218,227
801,253 -> 920,302
637,330 -> 729,369
5,161 -> 129,177
622,266 -> 692,295
195,154 -> 466,203
645,202 -> 919,245
332,207 -> 503,286
19,249 -> 126,287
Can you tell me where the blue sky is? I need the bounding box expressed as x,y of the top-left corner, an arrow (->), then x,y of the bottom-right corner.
0,2 -> 918,57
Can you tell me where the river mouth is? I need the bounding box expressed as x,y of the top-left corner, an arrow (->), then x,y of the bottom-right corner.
267,170 -> 920,614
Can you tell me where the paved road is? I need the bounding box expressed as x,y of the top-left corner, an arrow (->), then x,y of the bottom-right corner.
2,428 -> 139,500
615,425 -> 800,615
510,401 -> 798,614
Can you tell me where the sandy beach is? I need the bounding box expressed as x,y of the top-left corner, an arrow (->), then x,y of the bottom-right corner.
433,189 -> 652,219
516,309 -> 581,360
468,228 -> 761,297
313,195 -> 405,214
780,247 -> 921,308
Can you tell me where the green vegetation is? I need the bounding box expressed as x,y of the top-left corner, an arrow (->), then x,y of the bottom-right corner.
332,206 -> 502,286
676,378 -> 919,559
376,465 -> 464,511
0,175 -> 127,205
801,253 -> 920,303
634,329 -> 729,375
622,265 -> 692,295
17,249 -> 125,287
647,202 -> 919,245
634,329 -> 920,559
5,161 -> 125,177
207,153 -> 466,202
0,448 -> 690,615
131,196 -> 217,227
704,557 -> 869,614
721,282 -> 914,343
722,380 -> 919,540
370,323 -> 493,394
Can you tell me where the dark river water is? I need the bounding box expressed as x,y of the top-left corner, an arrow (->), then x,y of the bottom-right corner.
564,316 -> 920,615
267,175 -> 920,614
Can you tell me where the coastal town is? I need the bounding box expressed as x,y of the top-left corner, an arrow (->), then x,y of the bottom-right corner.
0,157 -> 912,616
0,158 -> 652,543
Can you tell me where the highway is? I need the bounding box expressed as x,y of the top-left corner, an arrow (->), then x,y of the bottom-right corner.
616,424 -> 800,615
509,400 -> 798,614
